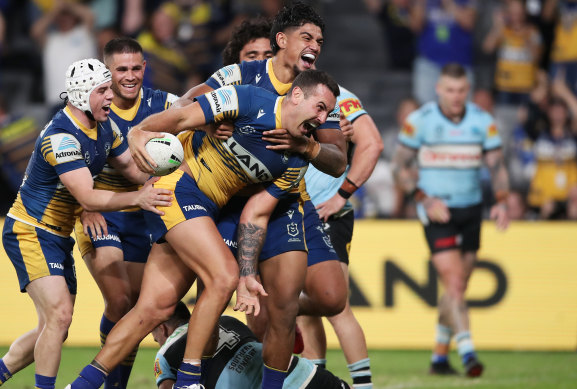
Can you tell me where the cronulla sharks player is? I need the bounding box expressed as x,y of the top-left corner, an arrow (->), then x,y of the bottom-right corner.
67,69 -> 339,389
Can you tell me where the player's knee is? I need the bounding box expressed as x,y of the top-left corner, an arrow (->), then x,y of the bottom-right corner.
46,305 -> 74,335
447,278 -> 466,297
210,272 -> 238,301
310,286 -> 347,316
104,294 -> 132,320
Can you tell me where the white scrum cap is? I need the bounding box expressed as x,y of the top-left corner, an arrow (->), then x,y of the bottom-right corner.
65,58 -> 111,114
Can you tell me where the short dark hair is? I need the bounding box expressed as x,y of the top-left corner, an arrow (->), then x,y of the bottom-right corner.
222,17 -> 273,66
270,1 -> 325,54
103,37 -> 143,63
440,63 -> 467,79
166,301 -> 191,327
289,69 -> 339,99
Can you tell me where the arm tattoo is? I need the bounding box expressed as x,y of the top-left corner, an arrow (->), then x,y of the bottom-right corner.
236,222 -> 266,277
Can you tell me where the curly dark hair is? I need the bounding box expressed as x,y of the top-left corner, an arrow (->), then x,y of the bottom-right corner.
222,17 -> 273,66
270,1 -> 325,55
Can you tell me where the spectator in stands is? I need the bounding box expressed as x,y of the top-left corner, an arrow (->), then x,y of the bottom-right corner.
527,76 -> 577,219
137,2 -> 192,95
363,0 -> 416,71
543,0 -> 577,94
483,0 -> 543,106
410,0 -> 477,104
166,0 -> 225,87
31,0 -> 97,115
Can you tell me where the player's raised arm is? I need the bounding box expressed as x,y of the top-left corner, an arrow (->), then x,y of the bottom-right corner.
127,102 -> 207,174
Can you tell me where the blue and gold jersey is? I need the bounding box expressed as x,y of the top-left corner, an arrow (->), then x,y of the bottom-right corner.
8,107 -> 127,237
179,84 -> 308,208
206,59 -> 341,202
398,101 -> 501,207
94,87 -> 178,193
206,58 -> 341,131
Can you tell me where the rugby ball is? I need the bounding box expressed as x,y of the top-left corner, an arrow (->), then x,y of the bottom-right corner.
145,133 -> 184,176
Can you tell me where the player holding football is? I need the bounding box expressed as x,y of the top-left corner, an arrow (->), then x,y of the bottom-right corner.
219,19 -> 379,386
73,37 -> 178,389
66,69 -> 339,389
175,4 -> 351,383
392,63 -> 510,377
0,58 -> 171,389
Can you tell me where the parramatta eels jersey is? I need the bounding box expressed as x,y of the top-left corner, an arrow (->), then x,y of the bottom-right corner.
205,58 -> 340,132
205,59 -> 341,203
398,101 -> 502,208
94,87 -> 178,193
179,84 -> 308,208
305,86 -> 367,210
7,107 -> 127,237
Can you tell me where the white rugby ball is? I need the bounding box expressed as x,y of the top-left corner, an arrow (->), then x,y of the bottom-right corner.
145,133 -> 184,176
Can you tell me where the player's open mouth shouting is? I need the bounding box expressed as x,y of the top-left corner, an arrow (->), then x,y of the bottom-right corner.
301,52 -> 316,70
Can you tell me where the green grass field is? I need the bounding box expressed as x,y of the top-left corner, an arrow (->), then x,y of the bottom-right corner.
2,347 -> 577,388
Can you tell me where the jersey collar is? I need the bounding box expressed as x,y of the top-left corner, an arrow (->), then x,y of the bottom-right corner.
274,96 -> 285,128
111,89 -> 143,121
64,106 -> 98,140
266,59 -> 292,96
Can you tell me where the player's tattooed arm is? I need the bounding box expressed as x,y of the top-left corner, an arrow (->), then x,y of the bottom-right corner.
236,223 -> 265,277
234,188 -> 276,315
392,144 -> 419,194
235,222 -> 269,316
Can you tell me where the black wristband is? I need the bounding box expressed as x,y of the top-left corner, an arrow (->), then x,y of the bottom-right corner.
338,187 -> 352,199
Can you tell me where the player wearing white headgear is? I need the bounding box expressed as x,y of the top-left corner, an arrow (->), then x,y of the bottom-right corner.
0,58 -> 173,389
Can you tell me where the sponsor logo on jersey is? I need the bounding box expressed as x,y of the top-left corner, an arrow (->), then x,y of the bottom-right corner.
213,65 -> 241,87
401,122 -> 415,137
257,108 -> 266,119
339,98 -> 362,116
223,238 -> 238,248
237,125 -> 256,135
327,108 -> 340,122
49,262 -> 64,270
418,144 -> 483,168
93,234 -> 121,243
255,73 -> 262,83
286,209 -> 294,219
51,133 -> 82,163
224,138 -> 272,182
183,204 -> 207,212
154,358 -> 162,379
488,123 -> 498,137
208,86 -> 238,116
